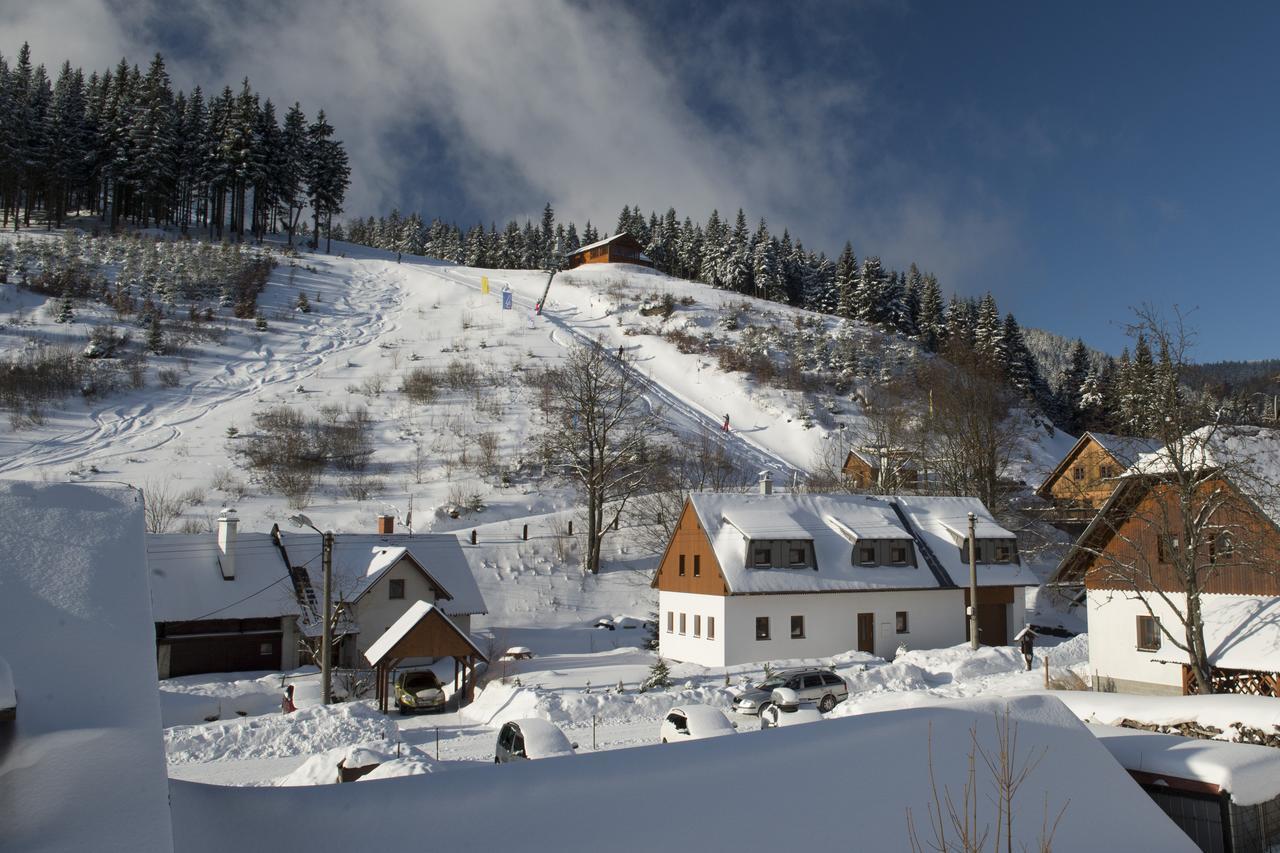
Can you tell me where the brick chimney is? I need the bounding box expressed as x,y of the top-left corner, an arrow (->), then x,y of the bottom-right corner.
376,514 -> 395,535
217,508 -> 238,580
759,471 -> 773,495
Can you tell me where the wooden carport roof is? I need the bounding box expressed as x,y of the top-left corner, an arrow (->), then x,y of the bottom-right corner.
364,601 -> 488,713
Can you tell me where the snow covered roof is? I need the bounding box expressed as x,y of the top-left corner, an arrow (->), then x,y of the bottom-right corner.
148,530 -> 487,623
1052,690 -> 1280,738
0,481 -> 174,852
721,507 -> 813,540
569,232 -> 642,255
287,533 -> 487,616
687,493 -> 1036,594
1128,425 -> 1280,526
895,496 -> 1038,588
1088,724 -> 1280,806
168,694 -> 1196,852
1090,432 -> 1161,467
363,600 -> 486,666
148,531 -> 298,622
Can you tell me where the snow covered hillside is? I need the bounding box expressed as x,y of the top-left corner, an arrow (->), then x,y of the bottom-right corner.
0,231 -> 1074,632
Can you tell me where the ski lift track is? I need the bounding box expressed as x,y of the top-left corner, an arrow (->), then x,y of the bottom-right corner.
423,266 -> 803,485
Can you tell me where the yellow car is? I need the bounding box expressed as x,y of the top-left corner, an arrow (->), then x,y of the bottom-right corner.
394,670 -> 446,715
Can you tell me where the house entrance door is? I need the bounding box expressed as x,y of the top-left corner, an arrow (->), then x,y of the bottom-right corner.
857,613 -> 875,654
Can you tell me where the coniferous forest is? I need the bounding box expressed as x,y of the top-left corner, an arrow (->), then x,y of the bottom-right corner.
0,42 -> 350,248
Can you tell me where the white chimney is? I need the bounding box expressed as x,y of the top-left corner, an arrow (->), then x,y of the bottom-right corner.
759,471 -> 773,495
217,508 -> 238,580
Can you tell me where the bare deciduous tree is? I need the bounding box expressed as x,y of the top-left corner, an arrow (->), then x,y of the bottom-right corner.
919,346 -> 1026,511
533,341 -> 667,573
1072,307 -> 1280,695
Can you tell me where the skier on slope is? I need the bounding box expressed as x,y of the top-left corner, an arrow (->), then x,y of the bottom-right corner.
722,413 -> 730,433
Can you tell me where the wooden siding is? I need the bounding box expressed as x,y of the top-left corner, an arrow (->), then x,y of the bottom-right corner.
653,500 -> 729,595
566,234 -> 654,270
841,452 -> 918,491
378,608 -> 483,663
1039,435 -> 1126,508
1083,477 -> 1280,595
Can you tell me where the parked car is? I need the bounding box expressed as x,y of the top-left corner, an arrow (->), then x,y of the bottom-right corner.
500,646 -> 534,661
759,688 -> 824,729
659,704 -> 737,743
494,718 -> 577,763
731,668 -> 848,715
394,670 -> 446,715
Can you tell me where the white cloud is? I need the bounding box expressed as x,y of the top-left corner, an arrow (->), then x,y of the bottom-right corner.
1,0 -> 1019,291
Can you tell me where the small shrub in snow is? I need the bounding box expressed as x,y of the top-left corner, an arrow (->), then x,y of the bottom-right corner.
400,367 -> 439,404
157,368 -> 181,388
295,291 -> 311,313
254,314 -> 268,331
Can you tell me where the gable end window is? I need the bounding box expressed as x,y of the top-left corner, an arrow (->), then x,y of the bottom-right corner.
1072,465 -> 1086,481
678,554 -> 686,576
755,617 -> 770,641
693,555 -> 701,577
1209,532 -> 1233,565
388,579 -> 405,600
1157,534 -> 1180,564
1137,615 -> 1161,652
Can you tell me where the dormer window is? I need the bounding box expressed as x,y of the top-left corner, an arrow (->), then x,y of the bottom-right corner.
753,547 -> 772,567
961,538 -> 1019,565
858,546 -> 877,566
994,543 -> 1012,563
788,545 -> 806,566
890,545 -> 908,565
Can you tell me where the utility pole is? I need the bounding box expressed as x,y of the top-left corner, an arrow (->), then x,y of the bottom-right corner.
968,511 -> 979,651
321,530 -> 334,705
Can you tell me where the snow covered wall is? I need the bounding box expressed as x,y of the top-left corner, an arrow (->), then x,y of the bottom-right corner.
0,481 -> 174,853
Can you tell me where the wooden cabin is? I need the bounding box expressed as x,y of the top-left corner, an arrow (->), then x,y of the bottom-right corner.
565,232 -> 653,270
1051,427 -> 1280,696
1037,432 -> 1159,510
841,448 -> 921,492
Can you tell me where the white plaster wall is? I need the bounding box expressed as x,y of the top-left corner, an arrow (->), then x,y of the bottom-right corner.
1086,589 -> 1186,691
352,559 -> 440,659
658,591 -> 726,668
721,590 -> 967,667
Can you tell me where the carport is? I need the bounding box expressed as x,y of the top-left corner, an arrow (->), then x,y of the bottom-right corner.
364,600 -> 488,713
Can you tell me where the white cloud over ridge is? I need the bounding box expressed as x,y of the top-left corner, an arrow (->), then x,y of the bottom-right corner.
1,0 -> 1016,293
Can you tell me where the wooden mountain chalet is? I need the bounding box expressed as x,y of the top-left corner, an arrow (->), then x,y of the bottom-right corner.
841,447 -> 924,492
1037,432 -> 1160,511
651,475 -> 1037,667
565,232 -> 654,270
1051,426 -> 1280,696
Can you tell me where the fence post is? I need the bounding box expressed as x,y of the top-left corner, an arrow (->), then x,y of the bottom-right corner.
470,529 -> 477,545
1044,655 -> 1049,689
522,524 -> 528,541
568,520 -> 573,535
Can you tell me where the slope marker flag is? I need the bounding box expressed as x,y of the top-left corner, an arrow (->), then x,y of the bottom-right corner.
481,276 -> 490,294
502,286 -> 513,310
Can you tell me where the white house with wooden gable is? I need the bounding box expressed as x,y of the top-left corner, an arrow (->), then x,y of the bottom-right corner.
147,512 -> 486,677
652,480 -> 1037,667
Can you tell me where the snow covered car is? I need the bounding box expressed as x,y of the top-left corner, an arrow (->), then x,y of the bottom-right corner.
659,705 -> 737,743
731,668 -> 848,715
759,688 -> 824,729
500,646 -> 534,661
394,670 -> 446,715
494,718 -> 577,763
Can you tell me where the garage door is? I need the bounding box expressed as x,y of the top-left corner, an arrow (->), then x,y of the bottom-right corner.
165,633 -> 282,677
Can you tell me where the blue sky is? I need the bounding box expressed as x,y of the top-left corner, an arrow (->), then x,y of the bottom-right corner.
6,1 -> 1279,360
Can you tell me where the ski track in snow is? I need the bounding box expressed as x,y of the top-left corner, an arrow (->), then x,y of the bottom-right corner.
420,265 -> 803,482
0,260 -> 404,475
